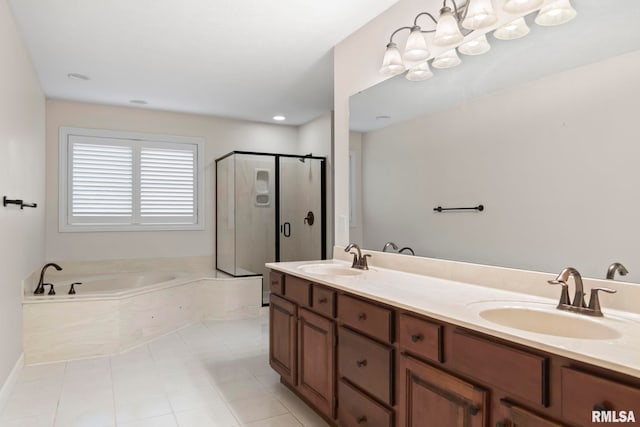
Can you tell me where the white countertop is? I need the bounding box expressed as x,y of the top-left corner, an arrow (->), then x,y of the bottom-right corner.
266,259 -> 640,378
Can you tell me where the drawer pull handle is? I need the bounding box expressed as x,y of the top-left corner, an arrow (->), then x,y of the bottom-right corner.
357,313 -> 367,321
469,405 -> 480,416
318,297 -> 328,304
357,416 -> 367,424
356,359 -> 367,367
271,281 -> 278,285
410,334 -> 422,342
495,422 -> 507,427
593,403 -> 608,412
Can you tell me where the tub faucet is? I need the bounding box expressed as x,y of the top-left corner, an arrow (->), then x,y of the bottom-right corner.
344,243 -> 370,270
35,263 -> 62,295
382,242 -> 398,252
606,262 -> 628,280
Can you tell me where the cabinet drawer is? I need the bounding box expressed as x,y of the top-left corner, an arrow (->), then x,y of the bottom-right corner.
338,379 -> 393,427
398,313 -> 442,363
561,367 -> 640,426
337,294 -> 392,343
311,285 -> 335,318
502,400 -> 563,427
269,271 -> 284,295
338,326 -> 393,405
284,275 -> 311,307
450,330 -> 549,406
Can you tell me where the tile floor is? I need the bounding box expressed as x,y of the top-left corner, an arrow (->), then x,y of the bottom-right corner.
0,315 -> 331,427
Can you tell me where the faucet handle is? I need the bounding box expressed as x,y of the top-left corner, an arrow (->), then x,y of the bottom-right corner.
45,283 -> 55,295
588,287 -> 617,314
360,254 -> 371,270
350,253 -> 358,268
547,279 -> 570,306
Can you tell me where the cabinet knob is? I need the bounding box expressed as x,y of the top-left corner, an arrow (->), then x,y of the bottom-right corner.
357,313 -> 367,321
495,422 -> 507,427
357,416 -> 367,424
593,402 -> 608,412
410,334 -> 422,343
318,298 -> 328,304
356,359 -> 367,368
271,280 -> 278,285
469,405 -> 480,416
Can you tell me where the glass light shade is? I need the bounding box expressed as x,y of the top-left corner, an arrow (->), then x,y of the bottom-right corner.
380,42 -> 405,76
433,8 -> 464,46
503,0 -> 543,13
458,34 -> 491,56
462,0 -> 498,30
432,49 -> 462,69
406,62 -> 434,81
535,0 -> 577,26
403,26 -> 430,62
493,17 -> 530,40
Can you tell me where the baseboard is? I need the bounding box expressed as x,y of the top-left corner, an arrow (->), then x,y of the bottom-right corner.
0,353 -> 24,413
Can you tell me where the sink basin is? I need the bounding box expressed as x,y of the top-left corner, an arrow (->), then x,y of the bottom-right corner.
298,264 -> 364,277
478,306 -> 621,340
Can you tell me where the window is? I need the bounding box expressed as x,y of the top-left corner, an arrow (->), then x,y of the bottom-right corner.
59,127 -> 204,231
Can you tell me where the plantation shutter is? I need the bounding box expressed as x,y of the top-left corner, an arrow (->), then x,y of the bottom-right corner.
68,137 -> 133,224
139,144 -> 197,223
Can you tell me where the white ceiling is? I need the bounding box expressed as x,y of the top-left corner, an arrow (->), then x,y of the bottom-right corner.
350,0 -> 640,132
8,0 -> 398,125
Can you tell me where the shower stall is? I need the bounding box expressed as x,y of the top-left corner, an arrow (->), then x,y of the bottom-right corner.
216,151 -> 326,305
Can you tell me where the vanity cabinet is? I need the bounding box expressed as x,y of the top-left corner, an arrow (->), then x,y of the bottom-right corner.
269,269 -> 640,427
268,273 -> 337,422
398,353 -> 488,427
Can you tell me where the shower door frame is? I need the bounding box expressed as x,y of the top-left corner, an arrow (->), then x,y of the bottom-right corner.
214,151 -> 327,301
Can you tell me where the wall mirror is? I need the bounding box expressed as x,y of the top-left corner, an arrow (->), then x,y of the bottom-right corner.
349,0 -> 640,282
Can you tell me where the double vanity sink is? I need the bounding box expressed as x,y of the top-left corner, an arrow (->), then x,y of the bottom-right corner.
282,260 -> 640,376
267,256 -> 640,427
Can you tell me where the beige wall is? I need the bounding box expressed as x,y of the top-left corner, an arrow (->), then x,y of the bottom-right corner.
0,0 -> 45,388
46,100 -> 302,262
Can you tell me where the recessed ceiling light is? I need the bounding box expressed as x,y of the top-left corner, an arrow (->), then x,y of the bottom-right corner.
130,99 -> 148,105
67,73 -> 90,81
376,115 -> 392,120
273,115 -> 286,121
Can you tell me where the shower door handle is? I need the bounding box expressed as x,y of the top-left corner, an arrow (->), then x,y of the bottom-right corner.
283,222 -> 291,237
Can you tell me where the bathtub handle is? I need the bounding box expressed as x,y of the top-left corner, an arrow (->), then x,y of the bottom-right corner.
45,283 -> 55,295
69,282 -> 82,295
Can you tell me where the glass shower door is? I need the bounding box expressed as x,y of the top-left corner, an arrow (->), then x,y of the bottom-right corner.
278,157 -> 324,263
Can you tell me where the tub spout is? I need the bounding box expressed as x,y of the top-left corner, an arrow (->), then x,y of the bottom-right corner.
35,263 -> 62,295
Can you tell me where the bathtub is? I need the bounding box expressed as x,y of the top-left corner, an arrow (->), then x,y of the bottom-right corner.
29,272 -> 182,297
22,270 -> 262,364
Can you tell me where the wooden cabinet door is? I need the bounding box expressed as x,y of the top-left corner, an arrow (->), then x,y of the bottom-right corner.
398,354 -> 487,427
269,294 -> 297,385
298,308 -> 336,418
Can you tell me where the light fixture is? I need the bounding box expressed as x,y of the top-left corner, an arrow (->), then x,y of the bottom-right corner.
403,26 -> 430,62
462,0 -> 497,30
432,50 -> 462,69
458,34 -> 491,56
493,17 -> 530,40
503,0 -> 543,14
273,115 -> 286,121
129,99 -> 148,105
433,7 -> 464,46
380,42 -> 406,76
535,0 -> 577,26
380,0 -> 576,82
406,61 -> 434,81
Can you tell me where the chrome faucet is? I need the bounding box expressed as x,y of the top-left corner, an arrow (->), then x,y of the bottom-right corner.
606,262 -> 628,280
548,267 -> 617,316
344,243 -> 370,270
35,263 -> 62,295
382,242 -> 398,252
